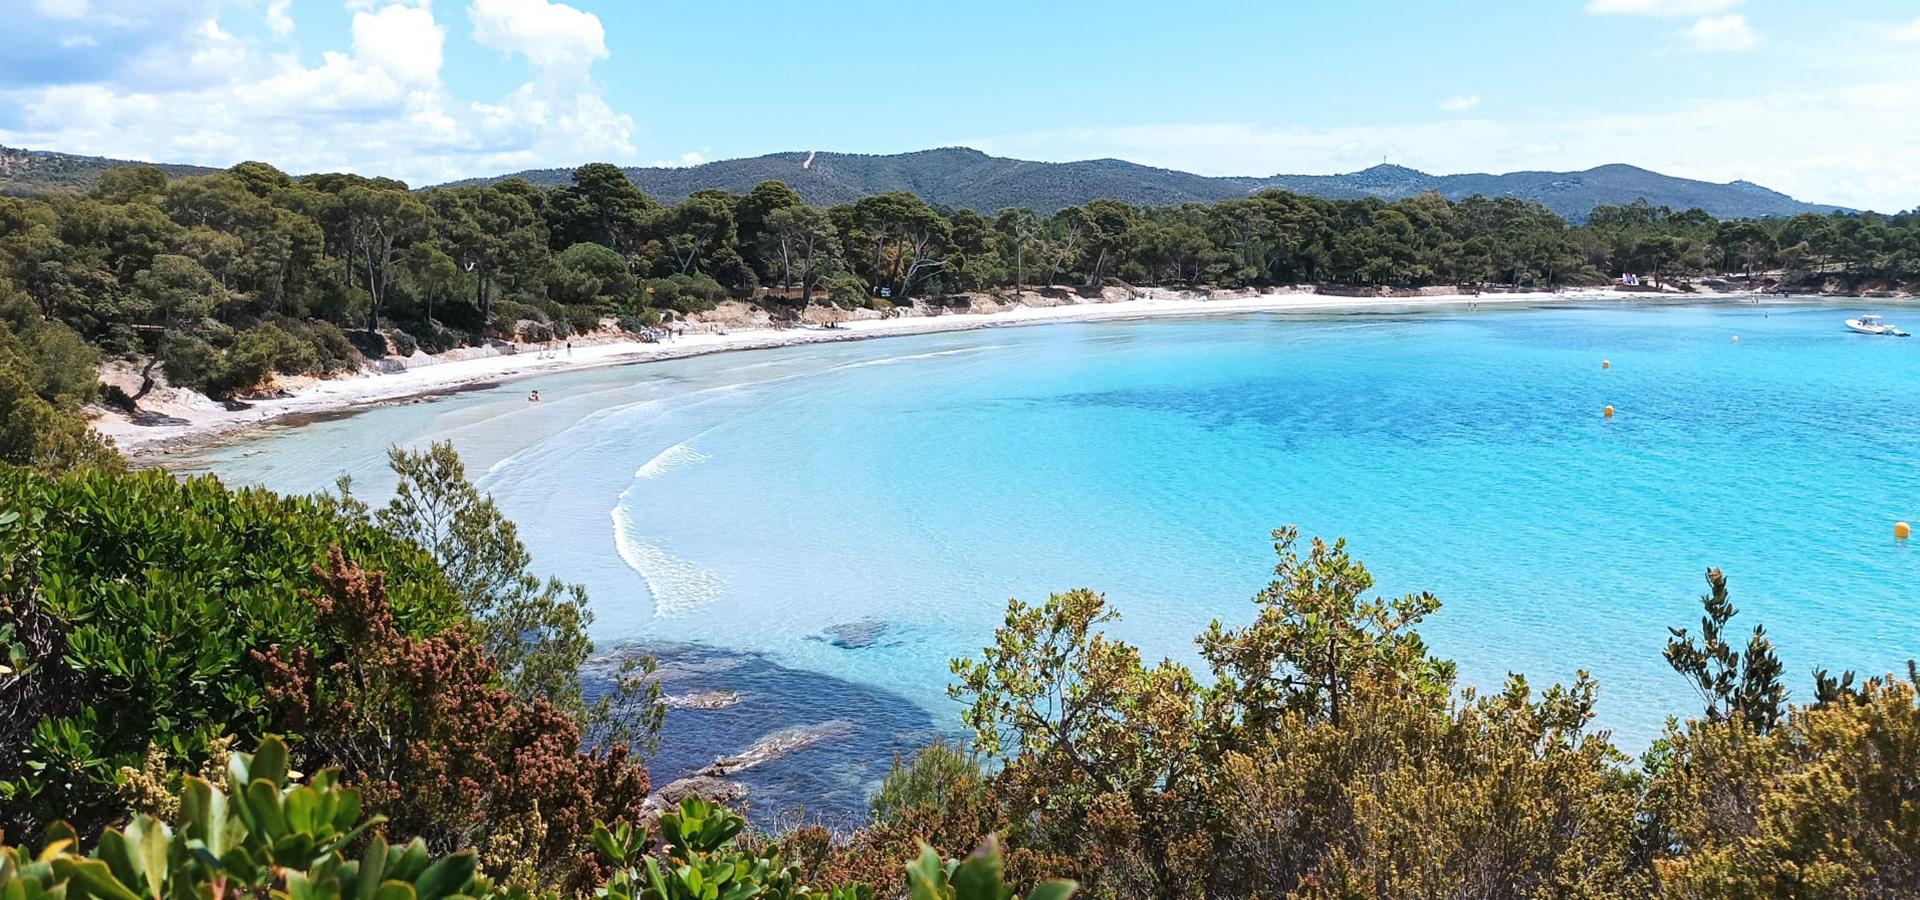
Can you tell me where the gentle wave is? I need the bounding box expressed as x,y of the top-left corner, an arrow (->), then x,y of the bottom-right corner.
610,504 -> 725,618
831,346 -> 998,370
634,442 -> 712,479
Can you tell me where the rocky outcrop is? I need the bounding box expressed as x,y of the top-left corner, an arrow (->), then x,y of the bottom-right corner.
693,720 -> 855,777
659,689 -> 743,710
643,775 -> 747,816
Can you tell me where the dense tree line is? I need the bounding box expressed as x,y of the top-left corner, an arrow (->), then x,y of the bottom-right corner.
4,161 -> 1920,407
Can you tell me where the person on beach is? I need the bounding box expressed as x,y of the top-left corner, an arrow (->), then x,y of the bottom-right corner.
529,390 -> 540,403
566,340 -> 572,357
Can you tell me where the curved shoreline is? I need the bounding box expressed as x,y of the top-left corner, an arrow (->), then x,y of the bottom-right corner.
103,287 -> 1812,460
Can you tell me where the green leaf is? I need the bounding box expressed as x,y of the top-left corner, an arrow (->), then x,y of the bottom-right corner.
903,845 -> 948,900
66,860 -> 142,900
355,836 -> 390,900
948,844 -> 1001,900
245,781 -> 288,839
1023,882 -> 1077,900
248,738 -> 288,789
410,852 -> 476,900
373,882 -> 416,900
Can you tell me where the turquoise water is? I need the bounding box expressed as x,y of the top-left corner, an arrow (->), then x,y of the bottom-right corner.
173,300 -> 1920,760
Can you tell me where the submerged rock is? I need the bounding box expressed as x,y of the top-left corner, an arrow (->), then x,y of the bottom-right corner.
660,689 -> 743,710
811,618 -> 889,649
694,720 -> 856,777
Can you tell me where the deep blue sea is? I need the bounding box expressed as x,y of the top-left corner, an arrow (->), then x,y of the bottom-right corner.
170,299 -> 1920,819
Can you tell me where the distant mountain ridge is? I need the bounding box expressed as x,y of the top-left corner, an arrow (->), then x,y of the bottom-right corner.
2,143 -> 1851,222
458,147 -> 1851,222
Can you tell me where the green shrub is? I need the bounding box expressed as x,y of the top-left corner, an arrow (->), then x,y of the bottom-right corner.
0,737 -> 1068,900
824,273 -> 873,308
159,331 -> 222,391
221,323 -> 319,393
264,317 -> 363,374
388,328 -> 420,357
0,736 -> 493,900
0,465 -> 462,837
346,328 -> 389,360
870,739 -> 989,830
414,320 -> 464,355
0,312 -> 117,473
561,304 -> 603,336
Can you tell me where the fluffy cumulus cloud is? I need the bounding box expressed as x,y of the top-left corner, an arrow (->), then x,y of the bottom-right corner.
0,0 -> 634,185
968,76 -> 1920,213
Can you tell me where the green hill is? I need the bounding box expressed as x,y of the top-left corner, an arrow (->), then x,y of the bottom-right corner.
1,143 -> 1852,222
0,145 -> 220,195
458,147 -> 1853,222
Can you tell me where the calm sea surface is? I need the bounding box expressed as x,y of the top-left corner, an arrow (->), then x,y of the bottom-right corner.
170,300 -> 1920,815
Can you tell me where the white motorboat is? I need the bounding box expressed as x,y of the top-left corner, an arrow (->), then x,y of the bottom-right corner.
1846,315 -> 1909,336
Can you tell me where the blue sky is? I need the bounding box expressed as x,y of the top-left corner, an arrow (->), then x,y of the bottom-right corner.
4,0 -> 1919,210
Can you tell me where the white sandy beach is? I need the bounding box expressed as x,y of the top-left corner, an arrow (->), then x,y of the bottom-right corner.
92,286 -> 1700,455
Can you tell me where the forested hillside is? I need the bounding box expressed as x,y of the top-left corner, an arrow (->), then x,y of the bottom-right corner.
461,147 -> 1852,221
5,143 -> 1852,221
0,145 -> 221,196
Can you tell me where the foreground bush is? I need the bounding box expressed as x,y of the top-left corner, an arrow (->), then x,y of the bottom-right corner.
796,534 -> 1920,899
0,736 -> 1072,900
0,458 -> 654,890
253,551 -> 650,889
0,465 -> 460,836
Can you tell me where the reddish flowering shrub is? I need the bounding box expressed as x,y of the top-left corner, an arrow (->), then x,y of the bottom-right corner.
254,549 -> 650,890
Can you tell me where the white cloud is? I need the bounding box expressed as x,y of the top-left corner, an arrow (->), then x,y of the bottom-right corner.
264,0 -> 293,39
1893,17 -> 1920,42
469,0 -> 608,77
350,4 -> 444,86
1586,0 -> 1742,16
1683,14 -> 1759,51
965,77 -> 1920,212
1437,95 -> 1481,113
0,0 -> 635,185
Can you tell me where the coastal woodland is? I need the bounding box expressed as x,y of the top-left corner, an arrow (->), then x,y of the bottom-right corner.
5,163 -> 1920,898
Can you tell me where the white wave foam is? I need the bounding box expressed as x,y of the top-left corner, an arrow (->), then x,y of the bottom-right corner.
633,442 -> 711,479
610,505 -> 725,617
832,345 -> 998,371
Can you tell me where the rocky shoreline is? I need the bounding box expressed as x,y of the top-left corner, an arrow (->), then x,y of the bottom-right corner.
592,643 -> 937,826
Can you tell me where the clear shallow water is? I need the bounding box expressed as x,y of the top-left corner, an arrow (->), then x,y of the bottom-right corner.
174,300 -> 1920,773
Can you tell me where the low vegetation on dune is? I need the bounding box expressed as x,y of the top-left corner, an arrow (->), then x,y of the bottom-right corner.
3,432 -> 1918,898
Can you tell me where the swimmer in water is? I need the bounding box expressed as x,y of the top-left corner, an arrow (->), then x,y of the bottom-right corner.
528,390 -> 540,403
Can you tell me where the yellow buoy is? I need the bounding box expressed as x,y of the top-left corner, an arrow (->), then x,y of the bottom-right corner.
1898,521 -> 1912,541
1603,405 -> 1615,418
1602,359 -> 1611,370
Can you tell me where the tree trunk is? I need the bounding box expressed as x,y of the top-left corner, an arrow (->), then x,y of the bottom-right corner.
132,355 -> 162,401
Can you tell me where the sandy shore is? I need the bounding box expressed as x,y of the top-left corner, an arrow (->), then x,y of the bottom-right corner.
92,287 -> 1696,456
